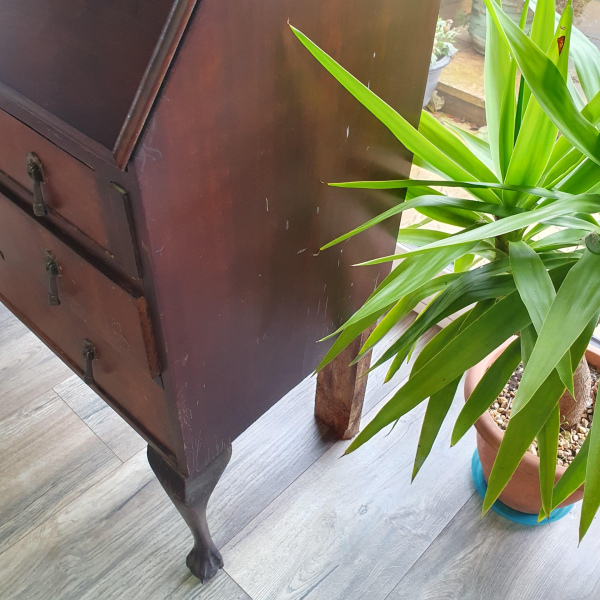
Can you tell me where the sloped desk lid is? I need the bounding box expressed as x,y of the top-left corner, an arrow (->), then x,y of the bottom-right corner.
0,0 -> 197,169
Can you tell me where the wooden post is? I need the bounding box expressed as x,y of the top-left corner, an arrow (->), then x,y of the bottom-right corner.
315,326 -> 374,440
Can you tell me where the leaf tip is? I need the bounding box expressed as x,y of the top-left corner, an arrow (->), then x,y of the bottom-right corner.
579,517 -> 592,544
481,494 -> 495,517
411,458 -> 424,483
449,425 -> 463,448
537,509 -> 547,523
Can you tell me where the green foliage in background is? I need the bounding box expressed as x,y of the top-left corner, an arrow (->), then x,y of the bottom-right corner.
432,17 -> 458,64
291,0 -> 600,540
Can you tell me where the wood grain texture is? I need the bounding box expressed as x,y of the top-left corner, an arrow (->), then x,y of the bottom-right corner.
0,109 -> 114,255
0,195 -> 174,453
133,0 -> 439,473
54,375 -> 146,462
388,495 -> 600,600
315,325 -> 375,440
0,315 -> 428,598
170,570 -> 251,600
113,0 -> 199,169
4,288 -> 598,599
0,0 -> 175,148
0,169 -> 142,283
205,316 -> 429,550
0,451 -> 183,600
148,444 -> 233,582
222,387 -> 476,600
0,304 -> 72,420
0,389 -> 121,553
0,448 -> 253,600
0,193 -> 157,377
0,302 -> 43,357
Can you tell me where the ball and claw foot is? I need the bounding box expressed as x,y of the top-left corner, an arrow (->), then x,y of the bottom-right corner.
147,445 -> 232,584
187,545 -> 224,582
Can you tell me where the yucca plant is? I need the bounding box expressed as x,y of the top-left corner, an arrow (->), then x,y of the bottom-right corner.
291,0 -> 600,540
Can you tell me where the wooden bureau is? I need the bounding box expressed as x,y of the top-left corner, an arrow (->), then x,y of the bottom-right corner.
0,0 -> 439,583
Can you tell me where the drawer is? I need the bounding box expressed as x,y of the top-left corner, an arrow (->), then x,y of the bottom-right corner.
0,109 -> 140,278
0,192 -> 172,452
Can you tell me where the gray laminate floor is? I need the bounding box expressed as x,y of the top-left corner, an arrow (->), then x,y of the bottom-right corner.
1,302 -> 600,600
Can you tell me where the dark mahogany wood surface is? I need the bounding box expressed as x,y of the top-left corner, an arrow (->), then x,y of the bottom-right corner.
0,0 -> 175,149
0,191 -> 173,454
0,190 -> 158,377
135,0 -> 439,474
0,109 -> 141,278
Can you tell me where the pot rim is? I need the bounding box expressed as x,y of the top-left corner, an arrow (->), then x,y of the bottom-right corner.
429,54 -> 451,72
465,341 -> 600,479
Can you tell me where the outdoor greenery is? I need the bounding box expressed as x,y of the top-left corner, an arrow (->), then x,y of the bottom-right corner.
432,17 -> 458,64
291,0 -> 600,540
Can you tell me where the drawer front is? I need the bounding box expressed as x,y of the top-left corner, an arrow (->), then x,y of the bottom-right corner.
0,192 -> 172,451
0,109 -> 140,278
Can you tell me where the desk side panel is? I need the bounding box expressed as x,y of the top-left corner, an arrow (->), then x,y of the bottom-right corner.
134,0 -> 440,474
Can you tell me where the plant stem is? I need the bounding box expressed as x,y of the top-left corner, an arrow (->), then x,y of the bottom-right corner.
495,234 -> 511,255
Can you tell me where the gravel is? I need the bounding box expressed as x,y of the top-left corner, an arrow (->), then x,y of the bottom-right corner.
488,363 -> 598,466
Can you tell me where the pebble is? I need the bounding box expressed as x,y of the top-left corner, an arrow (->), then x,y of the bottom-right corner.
489,363 -> 598,466
529,444 -> 538,456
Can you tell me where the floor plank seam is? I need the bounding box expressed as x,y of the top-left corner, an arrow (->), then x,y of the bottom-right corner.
381,490 -> 478,600
53,386 -> 125,464
222,370 -> 412,553
222,567 -> 256,600
0,446 -> 147,561
0,376 -> 71,424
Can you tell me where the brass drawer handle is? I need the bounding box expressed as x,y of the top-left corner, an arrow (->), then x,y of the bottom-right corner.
83,341 -> 96,385
45,251 -> 60,306
26,152 -> 47,217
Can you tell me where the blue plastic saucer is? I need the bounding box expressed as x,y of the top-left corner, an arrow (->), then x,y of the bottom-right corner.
471,449 -> 573,525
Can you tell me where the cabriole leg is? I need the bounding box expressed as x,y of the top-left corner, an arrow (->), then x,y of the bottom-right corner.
147,445 -> 232,582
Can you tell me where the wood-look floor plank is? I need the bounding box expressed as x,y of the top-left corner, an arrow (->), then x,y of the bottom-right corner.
171,571 -> 251,600
0,389 -> 121,553
206,315 -> 432,549
0,305 -> 72,420
0,450 -> 251,600
0,303 -> 31,350
0,451 -> 177,600
0,315 -> 428,599
388,494 -> 600,600
54,375 -> 146,463
222,388 -> 476,600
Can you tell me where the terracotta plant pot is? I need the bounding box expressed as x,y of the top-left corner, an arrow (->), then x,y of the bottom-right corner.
464,343 -> 600,514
